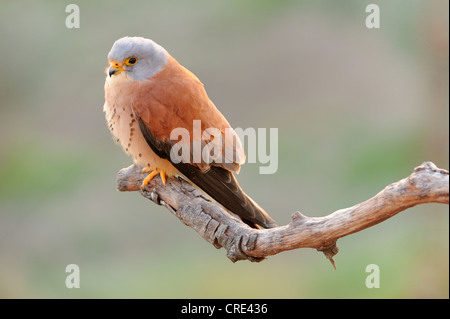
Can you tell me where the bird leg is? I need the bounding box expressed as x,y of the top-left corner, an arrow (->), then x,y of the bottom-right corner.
141,167 -> 166,189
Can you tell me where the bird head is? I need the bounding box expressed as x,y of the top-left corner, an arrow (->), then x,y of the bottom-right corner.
106,36 -> 168,81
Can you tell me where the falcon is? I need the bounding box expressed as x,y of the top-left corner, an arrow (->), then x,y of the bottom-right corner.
104,36 -> 276,228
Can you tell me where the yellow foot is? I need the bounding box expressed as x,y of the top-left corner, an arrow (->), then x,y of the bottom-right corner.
141,167 -> 166,190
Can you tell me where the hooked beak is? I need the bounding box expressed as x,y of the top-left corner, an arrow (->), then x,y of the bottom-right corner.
108,61 -> 124,77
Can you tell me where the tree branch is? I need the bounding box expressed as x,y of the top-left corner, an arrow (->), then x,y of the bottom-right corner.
116,161 -> 449,266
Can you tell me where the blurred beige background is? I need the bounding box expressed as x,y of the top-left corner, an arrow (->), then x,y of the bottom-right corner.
0,0 -> 448,298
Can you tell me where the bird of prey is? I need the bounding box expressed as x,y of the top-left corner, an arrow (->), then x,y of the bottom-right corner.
104,36 -> 276,228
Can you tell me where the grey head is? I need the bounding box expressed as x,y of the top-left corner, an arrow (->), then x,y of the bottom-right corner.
107,36 -> 168,81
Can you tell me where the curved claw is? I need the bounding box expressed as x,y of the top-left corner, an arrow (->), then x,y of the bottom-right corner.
142,168 -> 167,190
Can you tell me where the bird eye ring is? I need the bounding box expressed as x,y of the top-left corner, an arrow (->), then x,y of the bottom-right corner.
125,57 -> 137,65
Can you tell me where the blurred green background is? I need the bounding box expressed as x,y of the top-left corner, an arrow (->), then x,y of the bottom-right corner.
0,0 -> 448,298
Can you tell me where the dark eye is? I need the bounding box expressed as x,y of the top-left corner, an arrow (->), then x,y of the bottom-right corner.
126,57 -> 137,65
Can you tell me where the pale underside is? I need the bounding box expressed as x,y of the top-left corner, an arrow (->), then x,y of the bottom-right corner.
103,75 -> 179,176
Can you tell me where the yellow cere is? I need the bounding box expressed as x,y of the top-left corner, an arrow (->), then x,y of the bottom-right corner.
107,60 -> 125,75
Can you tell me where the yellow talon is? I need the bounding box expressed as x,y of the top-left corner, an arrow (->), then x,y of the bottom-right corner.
160,170 -> 166,185
141,168 -> 167,190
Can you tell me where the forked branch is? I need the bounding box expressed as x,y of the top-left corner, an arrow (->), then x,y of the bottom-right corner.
116,161 -> 449,266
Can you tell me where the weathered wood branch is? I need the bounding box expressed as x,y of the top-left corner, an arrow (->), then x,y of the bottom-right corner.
116,161 -> 449,266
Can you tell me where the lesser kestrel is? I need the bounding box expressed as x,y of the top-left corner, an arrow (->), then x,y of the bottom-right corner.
104,36 -> 276,228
